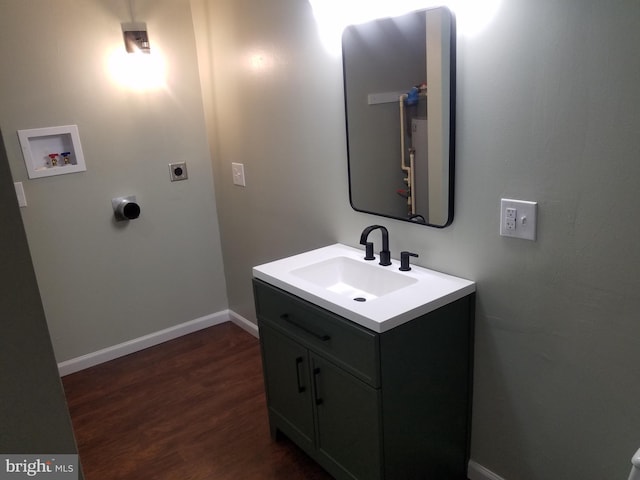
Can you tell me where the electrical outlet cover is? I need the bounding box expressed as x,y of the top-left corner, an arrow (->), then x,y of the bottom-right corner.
500,198 -> 537,241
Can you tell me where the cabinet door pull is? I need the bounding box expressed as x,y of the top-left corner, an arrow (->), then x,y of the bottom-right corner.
280,314 -> 331,342
313,367 -> 323,405
295,357 -> 306,393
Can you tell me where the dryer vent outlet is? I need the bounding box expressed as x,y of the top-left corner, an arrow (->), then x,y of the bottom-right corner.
112,196 -> 141,221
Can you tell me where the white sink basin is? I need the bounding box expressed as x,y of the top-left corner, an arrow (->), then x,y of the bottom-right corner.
290,256 -> 417,301
253,243 -> 475,333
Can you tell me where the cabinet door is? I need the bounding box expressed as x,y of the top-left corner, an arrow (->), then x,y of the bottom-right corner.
311,354 -> 383,480
260,324 -> 314,451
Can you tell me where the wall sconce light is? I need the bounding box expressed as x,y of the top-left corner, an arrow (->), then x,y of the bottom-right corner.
108,0 -> 164,89
122,22 -> 150,53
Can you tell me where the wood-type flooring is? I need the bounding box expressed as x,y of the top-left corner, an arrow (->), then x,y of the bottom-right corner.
62,322 -> 333,479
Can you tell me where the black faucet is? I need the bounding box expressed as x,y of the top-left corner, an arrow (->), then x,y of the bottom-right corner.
399,251 -> 419,271
359,225 -> 391,266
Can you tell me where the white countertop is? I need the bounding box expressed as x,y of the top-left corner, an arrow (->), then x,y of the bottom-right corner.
252,243 -> 475,333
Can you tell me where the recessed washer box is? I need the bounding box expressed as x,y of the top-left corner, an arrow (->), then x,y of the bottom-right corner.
18,125 -> 86,179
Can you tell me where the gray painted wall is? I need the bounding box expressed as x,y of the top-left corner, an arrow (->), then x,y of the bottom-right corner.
0,0 -> 228,362
0,132 -> 80,472
196,0 -> 640,479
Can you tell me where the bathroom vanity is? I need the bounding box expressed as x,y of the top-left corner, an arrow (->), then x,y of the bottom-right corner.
253,244 -> 475,479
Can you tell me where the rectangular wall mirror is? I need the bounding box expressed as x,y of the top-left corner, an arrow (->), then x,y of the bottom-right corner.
342,6 -> 456,227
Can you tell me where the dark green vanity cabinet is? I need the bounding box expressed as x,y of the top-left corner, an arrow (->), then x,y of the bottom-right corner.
253,279 -> 474,480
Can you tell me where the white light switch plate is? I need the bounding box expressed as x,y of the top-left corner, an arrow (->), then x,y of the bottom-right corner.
232,162 -> 246,187
500,198 -> 537,240
14,182 -> 27,207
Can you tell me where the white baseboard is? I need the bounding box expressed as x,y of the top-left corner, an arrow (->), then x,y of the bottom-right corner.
468,460 -> 506,480
58,310 -> 231,376
228,310 -> 259,338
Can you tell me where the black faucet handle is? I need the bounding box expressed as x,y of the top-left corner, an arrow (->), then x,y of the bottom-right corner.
363,242 -> 375,261
399,251 -> 419,271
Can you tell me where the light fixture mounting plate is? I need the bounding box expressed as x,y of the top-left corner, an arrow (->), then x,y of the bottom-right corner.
122,22 -> 150,53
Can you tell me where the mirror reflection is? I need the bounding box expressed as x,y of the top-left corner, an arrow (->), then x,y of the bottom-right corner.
342,7 -> 456,227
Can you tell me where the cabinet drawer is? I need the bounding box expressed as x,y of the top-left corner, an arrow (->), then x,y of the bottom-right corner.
253,279 -> 380,387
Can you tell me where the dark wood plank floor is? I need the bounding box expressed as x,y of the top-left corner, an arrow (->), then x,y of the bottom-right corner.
62,322 -> 333,480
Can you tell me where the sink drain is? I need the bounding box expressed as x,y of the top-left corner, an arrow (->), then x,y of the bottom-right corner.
353,297 -> 367,302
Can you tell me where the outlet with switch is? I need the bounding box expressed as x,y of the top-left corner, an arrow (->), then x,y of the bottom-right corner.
500,198 -> 537,240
